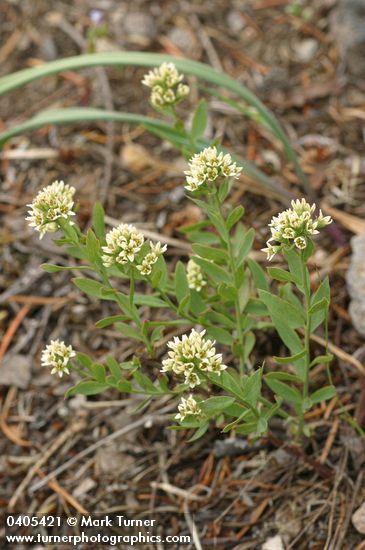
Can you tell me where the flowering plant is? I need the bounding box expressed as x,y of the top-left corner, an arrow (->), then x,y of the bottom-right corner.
26,64 -> 335,441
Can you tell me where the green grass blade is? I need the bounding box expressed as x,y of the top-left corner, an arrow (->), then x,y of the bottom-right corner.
0,107 -> 289,198
0,52 -> 308,190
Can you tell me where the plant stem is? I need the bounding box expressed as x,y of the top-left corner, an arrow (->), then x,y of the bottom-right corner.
299,253 -> 311,436
211,192 -> 245,374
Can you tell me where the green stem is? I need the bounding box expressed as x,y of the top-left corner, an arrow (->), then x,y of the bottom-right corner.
211,192 -> 245,374
299,252 -> 311,436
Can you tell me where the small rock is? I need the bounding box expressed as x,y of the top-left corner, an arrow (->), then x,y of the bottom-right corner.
95,441 -> 134,476
73,477 -> 97,498
226,10 -> 246,34
214,438 -> 249,457
262,535 -> 285,550
120,143 -> 157,172
123,12 -> 157,45
0,355 -> 32,389
294,38 -> 318,62
330,0 -> 365,77
352,501 -> 365,534
346,233 -> 365,336
167,27 -> 195,55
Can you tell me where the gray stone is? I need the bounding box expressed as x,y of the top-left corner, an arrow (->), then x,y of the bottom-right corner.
330,0 -> 365,77
346,233 -> 365,336
167,27 -> 195,55
123,12 -> 157,45
294,38 -> 318,62
0,354 -> 32,389
352,501 -> 365,534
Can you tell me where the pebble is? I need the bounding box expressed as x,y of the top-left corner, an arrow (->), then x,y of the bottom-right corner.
352,501 -> 365,534
226,9 -> 246,34
294,38 -> 318,62
167,27 -> 195,55
330,0 -> 365,76
346,233 -> 365,336
262,535 -> 285,550
0,354 -> 31,389
123,12 -> 157,45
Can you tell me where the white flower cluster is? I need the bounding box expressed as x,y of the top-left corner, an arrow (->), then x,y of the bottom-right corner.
184,146 -> 242,192
136,241 -> 167,275
102,223 -> 167,274
262,199 -> 333,260
175,395 -> 202,422
142,62 -> 189,109
102,224 -> 145,267
187,259 -> 206,292
161,329 -> 227,388
41,339 -> 76,377
26,180 -> 76,238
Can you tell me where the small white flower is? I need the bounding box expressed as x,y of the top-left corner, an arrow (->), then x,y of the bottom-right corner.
102,224 -> 144,267
184,146 -> 242,193
175,395 -> 202,422
41,339 -> 76,377
261,199 -> 333,260
136,241 -> 167,276
142,62 -> 189,109
161,329 -> 227,386
187,259 -> 206,291
26,180 -> 76,239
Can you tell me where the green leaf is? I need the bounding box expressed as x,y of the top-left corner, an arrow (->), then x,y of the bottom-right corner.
235,227 -> 255,267
90,363 -> 106,382
273,349 -> 306,364
310,385 -> 336,405
205,310 -> 235,329
265,378 -> 302,405
241,369 -> 262,407
189,290 -> 207,316
66,381 -> 109,397
117,379 -> 133,392
310,354 -> 333,367
265,372 -> 302,383
247,258 -> 269,292
245,298 -> 268,316
191,244 -> 227,262
310,277 -> 330,331
217,179 -> 231,203
92,201 -> 105,238
115,322 -> 144,341
267,267 -> 299,284
85,229 -> 100,264
73,277 -> 104,298
133,371 -> 159,394
206,326 -> 234,345
41,263 -> 88,273
191,98 -> 208,140
96,314 -> 129,328
206,210 -> 229,241
226,205 -> 245,231
134,294 -> 168,308
193,256 -> 232,284
259,290 -> 305,329
76,352 -> 93,371
188,422 -> 209,442
309,297 -> 329,316
105,356 -> 122,381
186,230 -> 220,245
174,261 -> 190,305
200,396 -> 236,416
284,248 -> 303,283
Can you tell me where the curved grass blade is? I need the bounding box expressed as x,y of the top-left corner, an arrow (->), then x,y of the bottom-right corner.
0,107 -> 289,199
0,52 -> 308,191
